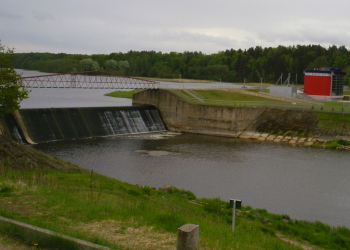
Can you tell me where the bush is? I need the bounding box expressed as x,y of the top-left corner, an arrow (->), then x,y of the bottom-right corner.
325,140 -> 341,149
336,139 -> 350,146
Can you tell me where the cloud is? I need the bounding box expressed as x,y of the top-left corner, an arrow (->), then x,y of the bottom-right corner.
32,10 -> 55,21
2,0 -> 350,54
0,11 -> 23,19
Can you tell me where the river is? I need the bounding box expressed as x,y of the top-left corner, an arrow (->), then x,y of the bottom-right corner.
18,70 -> 350,228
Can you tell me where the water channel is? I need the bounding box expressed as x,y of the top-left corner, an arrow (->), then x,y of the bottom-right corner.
18,70 -> 350,228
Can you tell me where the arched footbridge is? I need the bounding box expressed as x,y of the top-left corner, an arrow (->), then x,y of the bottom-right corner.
20,70 -> 159,89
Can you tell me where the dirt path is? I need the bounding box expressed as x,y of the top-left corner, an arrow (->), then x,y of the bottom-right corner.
276,232 -> 322,250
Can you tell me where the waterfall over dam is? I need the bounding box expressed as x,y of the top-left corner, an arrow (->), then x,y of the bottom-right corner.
1,106 -> 166,144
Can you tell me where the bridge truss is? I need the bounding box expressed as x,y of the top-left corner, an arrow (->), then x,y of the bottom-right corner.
20,71 -> 159,89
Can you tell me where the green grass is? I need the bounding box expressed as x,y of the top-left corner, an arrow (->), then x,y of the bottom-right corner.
1,138 -> 350,249
314,112 -> 350,130
195,89 -> 283,102
343,90 -> 350,95
104,90 -> 143,99
0,161 -> 302,250
322,101 -> 345,106
324,139 -> 350,149
0,142 -> 301,250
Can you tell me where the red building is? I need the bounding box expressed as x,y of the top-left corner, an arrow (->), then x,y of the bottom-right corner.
304,67 -> 346,99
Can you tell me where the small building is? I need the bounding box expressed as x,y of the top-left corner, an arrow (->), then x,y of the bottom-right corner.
303,67 -> 346,101
269,85 -> 297,98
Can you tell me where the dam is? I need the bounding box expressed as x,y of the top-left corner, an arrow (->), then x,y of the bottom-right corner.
1,71 -> 350,228
1,106 -> 166,144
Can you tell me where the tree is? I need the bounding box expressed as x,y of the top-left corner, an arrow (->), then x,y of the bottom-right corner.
118,60 -> 130,75
105,59 -> 118,72
0,41 -> 29,115
80,58 -> 100,71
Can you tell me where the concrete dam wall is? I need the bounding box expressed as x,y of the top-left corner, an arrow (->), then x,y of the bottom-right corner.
132,89 -> 334,143
132,89 -> 266,137
1,106 -> 166,144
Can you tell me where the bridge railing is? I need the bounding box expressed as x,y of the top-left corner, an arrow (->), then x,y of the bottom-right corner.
20,71 -> 160,89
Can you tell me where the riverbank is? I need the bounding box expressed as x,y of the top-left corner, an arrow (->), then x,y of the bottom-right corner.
1,135 -> 350,249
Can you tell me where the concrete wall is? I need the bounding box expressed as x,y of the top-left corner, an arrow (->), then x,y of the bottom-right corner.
133,89 -> 267,137
12,105 -> 165,144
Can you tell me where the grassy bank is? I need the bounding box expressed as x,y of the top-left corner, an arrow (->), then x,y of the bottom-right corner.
1,136 -> 350,249
194,89 -> 282,102
314,112 -> 350,131
105,90 -> 143,99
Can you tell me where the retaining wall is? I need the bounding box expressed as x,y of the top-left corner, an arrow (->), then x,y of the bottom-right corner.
132,89 -> 266,137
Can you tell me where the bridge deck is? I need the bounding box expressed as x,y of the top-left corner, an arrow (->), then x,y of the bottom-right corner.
20,70 -> 159,89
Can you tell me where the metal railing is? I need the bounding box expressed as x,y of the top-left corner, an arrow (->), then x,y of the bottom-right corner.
184,89 -> 205,102
166,89 -> 350,114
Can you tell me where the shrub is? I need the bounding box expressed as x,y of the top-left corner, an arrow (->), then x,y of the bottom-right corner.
336,139 -> 350,146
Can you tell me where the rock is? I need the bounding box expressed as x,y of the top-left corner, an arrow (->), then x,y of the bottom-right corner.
282,219 -> 289,224
159,185 -> 172,193
252,213 -> 261,218
262,218 -> 270,224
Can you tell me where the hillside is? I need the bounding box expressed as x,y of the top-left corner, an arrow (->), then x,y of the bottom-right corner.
1,135 -> 350,249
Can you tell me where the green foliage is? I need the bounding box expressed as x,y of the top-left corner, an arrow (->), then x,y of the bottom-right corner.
80,58 -> 99,71
105,59 -> 118,72
170,187 -> 196,200
0,185 -> 13,196
0,41 -> 29,115
118,60 -> 130,75
337,139 -> 350,146
325,139 -> 350,149
202,197 -> 229,216
12,44 -> 350,84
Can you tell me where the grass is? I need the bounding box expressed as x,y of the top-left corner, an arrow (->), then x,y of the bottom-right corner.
0,160 -> 302,250
139,77 -> 212,83
194,89 -> 283,102
104,89 -> 143,99
324,139 -> 350,149
343,90 -> 350,95
1,137 -> 350,249
314,112 -> 350,130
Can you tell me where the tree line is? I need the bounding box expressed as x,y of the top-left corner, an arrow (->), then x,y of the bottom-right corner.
12,44 -> 350,85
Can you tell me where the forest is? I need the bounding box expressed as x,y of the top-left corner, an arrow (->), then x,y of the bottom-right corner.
12,44 -> 350,85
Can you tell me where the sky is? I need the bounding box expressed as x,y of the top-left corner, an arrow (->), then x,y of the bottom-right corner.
1,0 -> 350,55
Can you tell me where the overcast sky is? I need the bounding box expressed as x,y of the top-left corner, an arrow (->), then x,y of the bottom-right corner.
1,0 -> 350,55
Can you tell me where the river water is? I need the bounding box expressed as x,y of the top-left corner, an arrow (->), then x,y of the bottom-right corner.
17,70 -> 350,228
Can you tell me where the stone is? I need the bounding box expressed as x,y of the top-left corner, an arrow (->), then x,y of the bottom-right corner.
282,219 -> 289,224
262,218 -> 270,224
159,185 -> 172,193
177,224 -> 199,250
239,131 -> 254,139
252,213 -> 261,218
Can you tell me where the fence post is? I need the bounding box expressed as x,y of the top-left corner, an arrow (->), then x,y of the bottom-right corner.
177,224 -> 199,250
